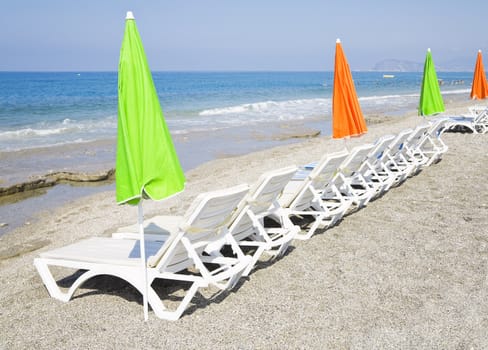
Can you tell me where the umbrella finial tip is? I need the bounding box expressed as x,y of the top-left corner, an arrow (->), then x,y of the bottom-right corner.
126,11 -> 135,20
336,38 -> 341,43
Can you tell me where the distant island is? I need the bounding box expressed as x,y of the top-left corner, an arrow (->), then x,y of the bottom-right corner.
372,58 -> 472,72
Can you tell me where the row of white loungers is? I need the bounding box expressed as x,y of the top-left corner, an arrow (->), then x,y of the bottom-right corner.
278,117 -> 450,240
34,117 -> 450,320
445,105 -> 488,134
35,166 -> 305,321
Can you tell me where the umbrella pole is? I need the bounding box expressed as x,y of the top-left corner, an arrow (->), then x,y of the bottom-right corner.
138,201 -> 149,321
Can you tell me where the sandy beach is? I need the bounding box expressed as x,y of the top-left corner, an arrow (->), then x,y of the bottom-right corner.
1,101 -> 487,349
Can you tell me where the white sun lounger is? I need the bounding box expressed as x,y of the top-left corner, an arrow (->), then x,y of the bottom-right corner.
467,105 -> 488,116
381,129 -> 415,186
212,166 -> 299,276
356,134 -> 396,198
277,150 -> 353,240
401,123 -> 433,173
410,118 -> 449,167
34,184 -> 252,321
115,167 -> 300,277
446,106 -> 488,134
333,144 -> 377,211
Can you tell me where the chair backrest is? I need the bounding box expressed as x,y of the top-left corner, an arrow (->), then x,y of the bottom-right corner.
339,144 -> 375,176
229,166 -> 298,241
309,149 -> 350,189
278,150 -> 349,210
149,184 -> 250,270
468,105 -> 486,116
477,110 -> 488,124
366,135 -> 395,164
383,129 -> 413,160
471,106 -> 488,123
401,124 -> 431,154
408,118 -> 448,150
303,150 -> 350,209
427,118 -> 449,138
474,109 -> 488,129
406,124 -> 430,146
245,166 -> 298,213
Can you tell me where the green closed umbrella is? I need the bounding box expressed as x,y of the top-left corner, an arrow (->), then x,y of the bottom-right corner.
419,48 -> 445,116
116,11 -> 185,320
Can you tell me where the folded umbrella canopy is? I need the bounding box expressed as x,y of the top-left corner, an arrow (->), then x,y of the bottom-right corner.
470,50 -> 488,100
419,48 -> 445,116
117,12 -> 185,206
332,38 -> 367,139
116,11 -> 185,320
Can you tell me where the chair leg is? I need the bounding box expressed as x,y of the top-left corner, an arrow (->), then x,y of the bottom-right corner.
294,212 -> 328,240
34,258 -> 99,303
149,280 -> 203,321
242,245 -> 266,276
34,258 -> 198,321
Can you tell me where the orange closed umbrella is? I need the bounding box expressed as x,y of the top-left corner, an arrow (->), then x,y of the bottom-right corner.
332,38 -> 367,139
470,50 -> 488,100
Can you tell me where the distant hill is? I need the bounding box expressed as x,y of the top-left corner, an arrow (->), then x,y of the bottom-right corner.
437,58 -> 473,72
372,58 -> 472,72
372,59 -> 423,72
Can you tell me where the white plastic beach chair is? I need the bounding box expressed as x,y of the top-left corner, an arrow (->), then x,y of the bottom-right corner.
125,167 -> 300,277
298,145 -> 378,210
277,150 -> 353,240
356,134 -> 396,198
446,106 -> 488,134
401,123 -> 432,173
211,166 -> 300,276
409,118 -> 449,167
333,144 -> 377,211
468,105 -> 488,116
34,184 -> 252,321
380,129 -> 415,186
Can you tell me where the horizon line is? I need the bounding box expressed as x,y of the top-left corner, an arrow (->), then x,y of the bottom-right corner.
0,69 -> 473,73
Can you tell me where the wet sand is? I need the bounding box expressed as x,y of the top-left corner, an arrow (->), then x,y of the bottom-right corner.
1,100 -> 488,349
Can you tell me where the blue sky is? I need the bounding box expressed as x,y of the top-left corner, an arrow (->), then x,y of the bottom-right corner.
1,0 -> 487,71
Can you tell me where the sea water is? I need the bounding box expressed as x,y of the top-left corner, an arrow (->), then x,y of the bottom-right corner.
0,71 -> 472,233
0,71 -> 471,153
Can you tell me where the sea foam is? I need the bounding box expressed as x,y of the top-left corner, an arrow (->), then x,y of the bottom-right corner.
0,115 -> 117,151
